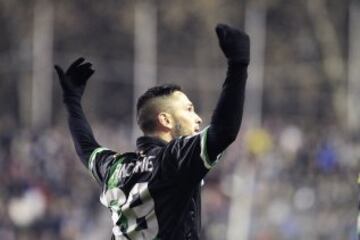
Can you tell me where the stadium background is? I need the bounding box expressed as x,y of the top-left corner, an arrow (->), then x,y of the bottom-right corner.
0,0 -> 359,239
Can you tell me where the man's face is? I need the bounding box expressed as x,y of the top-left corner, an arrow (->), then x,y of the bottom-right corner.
167,91 -> 202,137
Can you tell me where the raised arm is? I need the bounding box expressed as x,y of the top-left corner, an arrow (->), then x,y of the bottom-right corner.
206,24 -> 250,160
55,58 -> 100,166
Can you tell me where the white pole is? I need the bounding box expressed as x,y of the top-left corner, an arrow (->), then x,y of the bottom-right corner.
227,160 -> 257,240
347,0 -> 360,131
132,2 -> 157,142
31,0 -> 54,128
227,2 -> 267,240
243,2 -> 266,129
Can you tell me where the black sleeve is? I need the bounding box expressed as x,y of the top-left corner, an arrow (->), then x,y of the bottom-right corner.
206,61 -> 248,163
63,96 -> 101,165
64,96 -> 119,183
160,61 -> 248,186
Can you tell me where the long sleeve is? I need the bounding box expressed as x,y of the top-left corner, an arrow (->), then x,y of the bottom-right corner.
64,96 -> 100,166
206,61 -> 248,161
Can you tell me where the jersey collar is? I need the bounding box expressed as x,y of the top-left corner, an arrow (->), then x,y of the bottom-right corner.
136,136 -> 167,152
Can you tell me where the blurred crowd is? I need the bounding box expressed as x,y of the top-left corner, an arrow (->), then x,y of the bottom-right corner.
202,119 -> 359,240
0,118 -> 129,240
0,116 -> 358,240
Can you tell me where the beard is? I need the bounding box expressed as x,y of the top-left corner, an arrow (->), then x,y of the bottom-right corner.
172,121 -> 191,138
173,122 -> 184,138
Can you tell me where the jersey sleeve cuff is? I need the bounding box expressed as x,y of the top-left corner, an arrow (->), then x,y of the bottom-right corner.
200,126 -> 223,169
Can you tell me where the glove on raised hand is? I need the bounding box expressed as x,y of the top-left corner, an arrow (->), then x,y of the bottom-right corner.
54,57 -> 94,100
216,24 -> 250,65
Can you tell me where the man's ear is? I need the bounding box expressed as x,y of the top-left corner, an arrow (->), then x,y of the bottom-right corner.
158,112 -> 173,130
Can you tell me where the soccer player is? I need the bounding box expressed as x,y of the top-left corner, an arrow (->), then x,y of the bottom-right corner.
55,24 -> 250,240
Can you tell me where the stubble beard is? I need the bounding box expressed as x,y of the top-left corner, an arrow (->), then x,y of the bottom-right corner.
173,119 -> 194,138
173,122 -> 184,138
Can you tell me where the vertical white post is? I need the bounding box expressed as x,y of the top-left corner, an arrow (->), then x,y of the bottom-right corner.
243,2 -> 266,129
132,2 -> 157,141
227,160 -> 257,240
227,2 -> 267,240
31,0 -> 54,128
347,0 -> 360,131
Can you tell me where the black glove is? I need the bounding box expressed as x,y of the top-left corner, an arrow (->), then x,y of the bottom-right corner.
216,24 -> 250,65
54,57 -> 94,100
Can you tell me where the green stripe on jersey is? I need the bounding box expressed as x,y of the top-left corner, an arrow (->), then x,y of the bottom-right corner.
200,126 -> 222,169
88,147 -> 109,172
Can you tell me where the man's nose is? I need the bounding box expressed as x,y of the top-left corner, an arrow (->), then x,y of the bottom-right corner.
196,115 -> 202,125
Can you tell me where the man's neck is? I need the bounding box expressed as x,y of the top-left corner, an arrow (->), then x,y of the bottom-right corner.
146,131 -> 173,143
